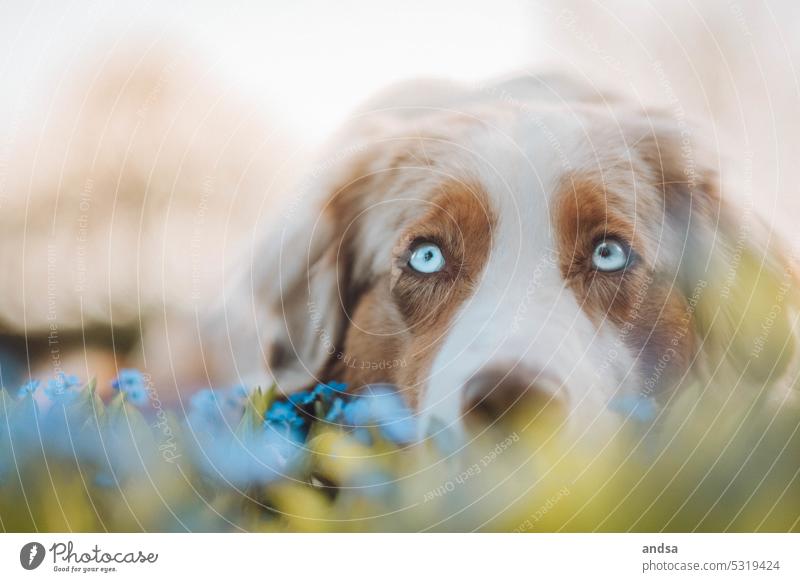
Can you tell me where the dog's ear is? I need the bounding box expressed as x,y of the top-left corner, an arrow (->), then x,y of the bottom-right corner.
205,192 -> 347,394
262,206 -> 346,391
638,117 -> 799,390
685,195 -> 797,388
202,118 -> 419,394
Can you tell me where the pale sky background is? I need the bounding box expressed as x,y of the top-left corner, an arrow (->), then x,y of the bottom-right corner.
0,0 -> 544,145
1,0 -> 798,235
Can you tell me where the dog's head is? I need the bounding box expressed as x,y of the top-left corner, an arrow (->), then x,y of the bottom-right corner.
214,75 -> 799,437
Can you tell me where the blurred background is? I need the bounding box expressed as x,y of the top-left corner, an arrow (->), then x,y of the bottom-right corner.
0,0 -> 798,397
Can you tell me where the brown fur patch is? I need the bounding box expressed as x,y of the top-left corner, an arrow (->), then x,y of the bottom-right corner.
554,174 -> 694,394
327,179 -> 496,406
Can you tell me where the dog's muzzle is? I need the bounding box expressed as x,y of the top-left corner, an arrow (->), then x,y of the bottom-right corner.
461,363 -> 568,425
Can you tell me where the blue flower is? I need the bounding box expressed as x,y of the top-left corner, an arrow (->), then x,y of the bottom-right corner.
609,394 -> 658,423
94,472 -> 116,488
262,400 -> 307,452
44,373 -> 82,403
194,426 -> 302,485
189,388 -> 217,416
188,385 -> 247,422
222,385 -> 248,409
312,381 -> 347,402
263,382 -> 417,444
111,369 -> 149,407
284,382 -> 345,407
288,390 -> 316,407
327,381 -> 347,393
324,397 -> 345,423
265,400 -> 306,428
266,382 -> 350,439
16,379 -> 40,398
342,385 -> 417,445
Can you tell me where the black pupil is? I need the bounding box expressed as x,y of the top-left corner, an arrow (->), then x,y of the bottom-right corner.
599,244 -> 611,258
424,250 -> 434,262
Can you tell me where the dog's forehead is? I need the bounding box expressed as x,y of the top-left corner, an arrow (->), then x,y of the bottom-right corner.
426,107 -> 629,219
438,109 -> 601,254
467,108 -> 671,269
335,104 -> 665,278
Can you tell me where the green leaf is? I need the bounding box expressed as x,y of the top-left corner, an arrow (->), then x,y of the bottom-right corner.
235,385 -> 276,439
105,391 -> 156,453
65,378 -> 105,426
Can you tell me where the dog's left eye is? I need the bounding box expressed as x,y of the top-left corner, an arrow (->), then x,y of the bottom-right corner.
408,242 -> 445,273
591,239 -> 630,272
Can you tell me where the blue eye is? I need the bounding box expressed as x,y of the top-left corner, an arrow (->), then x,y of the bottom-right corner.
408,242 -> 445,274
592,239 -> 630,272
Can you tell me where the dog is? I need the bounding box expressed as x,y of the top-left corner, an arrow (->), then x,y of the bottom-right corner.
3,58 -> 797,438
208,73 -> 800,439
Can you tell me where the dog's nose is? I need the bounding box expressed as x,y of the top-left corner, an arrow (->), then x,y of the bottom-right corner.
461,365 -> 567,424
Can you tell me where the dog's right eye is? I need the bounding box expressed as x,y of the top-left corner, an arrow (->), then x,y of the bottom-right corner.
408,242 -> 446,274
591,239 -> 631,272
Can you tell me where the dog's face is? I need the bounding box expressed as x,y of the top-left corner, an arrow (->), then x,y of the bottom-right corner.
217,77 -> 797,436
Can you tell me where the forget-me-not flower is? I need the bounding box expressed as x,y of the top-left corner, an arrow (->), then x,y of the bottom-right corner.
111,369 -> 149,407
44,373 -> 82,403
